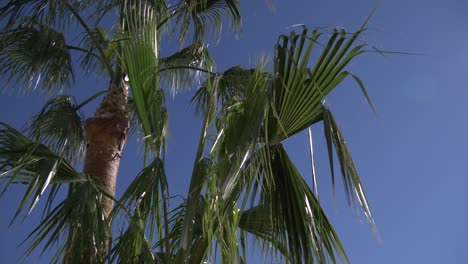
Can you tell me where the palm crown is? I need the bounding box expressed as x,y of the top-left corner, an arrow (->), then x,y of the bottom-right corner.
0,1 -> 378,263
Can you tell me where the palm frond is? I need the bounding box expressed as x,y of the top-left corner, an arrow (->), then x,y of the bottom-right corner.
172,0 -> 241,43
0,122 -> 86,219
241,145 -> 349,264
268,25 -> 372,144
111,207 -> 155,263
79,27 -> 117,78
0,0 -> 68,27
159,42 -> 214,93
0,18 -> 74,94
112,158 -> 169,246
22,179 -> 111,263
27,95 -> 85,165
120,2 -> 168,157
322,104 -> 377,233
191,66 -> 259,117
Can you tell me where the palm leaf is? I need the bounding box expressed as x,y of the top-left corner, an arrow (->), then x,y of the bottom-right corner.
172,0 -> 241,43
79,26 -> 117,78
22,179 -> 111,263
268,25 -> 372,144
119,2 -> 168,156
112,158 -> 169,247
241,145 -> 349,264
27,95 -> 86,165
0,122 -> 86,219
159,41 -> 214,94
322,104 -> 377,233
0,18 -> 74,94
191,66 -> 258,117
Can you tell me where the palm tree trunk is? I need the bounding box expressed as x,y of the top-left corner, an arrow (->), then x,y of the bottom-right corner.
83,80 -> 130,219
62,80 -> 129,263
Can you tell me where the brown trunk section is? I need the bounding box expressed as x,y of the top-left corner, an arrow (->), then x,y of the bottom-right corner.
84,80 -> 130,219
83,117 -> 128,217
63,81 -> 129,263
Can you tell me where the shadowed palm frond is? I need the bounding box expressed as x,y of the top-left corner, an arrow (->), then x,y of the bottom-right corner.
191,66 -> 259,117
111,207 -> 155,263
172,0 -> 241,43
159,42 -> 214,93
23,179 -> 111,263
240,145 -> 349,264
112,158 -> 169,249
79,26 -> 117,77
0,18 -> 74,94
0,122 -> 86,220
27,95 -> 85,165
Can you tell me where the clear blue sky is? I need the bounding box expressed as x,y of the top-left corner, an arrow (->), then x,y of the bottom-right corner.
1,0 -> 467,263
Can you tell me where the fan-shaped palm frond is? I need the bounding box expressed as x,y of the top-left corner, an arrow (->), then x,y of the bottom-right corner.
0,18 -> 74,94
27,95 -> 85,165
119,2 -> 168,157
159,42 -> 214,93
79,27 -> 118,77
0,122 -> 86,219
172,0 -> 241,43
191,66 -> 259,117
23,179 -> 111,263
268,25 -> 374,145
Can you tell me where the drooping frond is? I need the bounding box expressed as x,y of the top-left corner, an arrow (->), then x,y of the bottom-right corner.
0,18 -> 74,94
241,145 -> 349,264
159,42 -> 214,93
268,25 -> 373,144
0,122 -> 86,219
112,159 -> 169,249
23,179 -> 111,263
27,95 -> 85,165
322,104 -> 377,233
172,0 -> 241,43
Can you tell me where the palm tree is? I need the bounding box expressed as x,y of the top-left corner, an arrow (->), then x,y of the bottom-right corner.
0,1 -> 379,263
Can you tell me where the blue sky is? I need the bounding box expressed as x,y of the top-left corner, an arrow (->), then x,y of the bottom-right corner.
1,0 -> 468,263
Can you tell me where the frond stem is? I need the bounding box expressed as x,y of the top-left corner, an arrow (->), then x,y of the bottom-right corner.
75,89 -> 108,110
158,66 -> 214,75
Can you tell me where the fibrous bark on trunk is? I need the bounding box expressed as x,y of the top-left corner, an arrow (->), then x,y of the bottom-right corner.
83,80 -> 130,219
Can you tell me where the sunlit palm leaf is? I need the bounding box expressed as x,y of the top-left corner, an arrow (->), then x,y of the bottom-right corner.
159,42 -> 214,93
322,104 -> 377,233
172,0 -> 241,43
0,18 -> 74,94
120,2 -> 168,156
0,122 -> 86,219
23,179 -> 111,263
27,95 -> 85,165
268,25 -> 373,144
